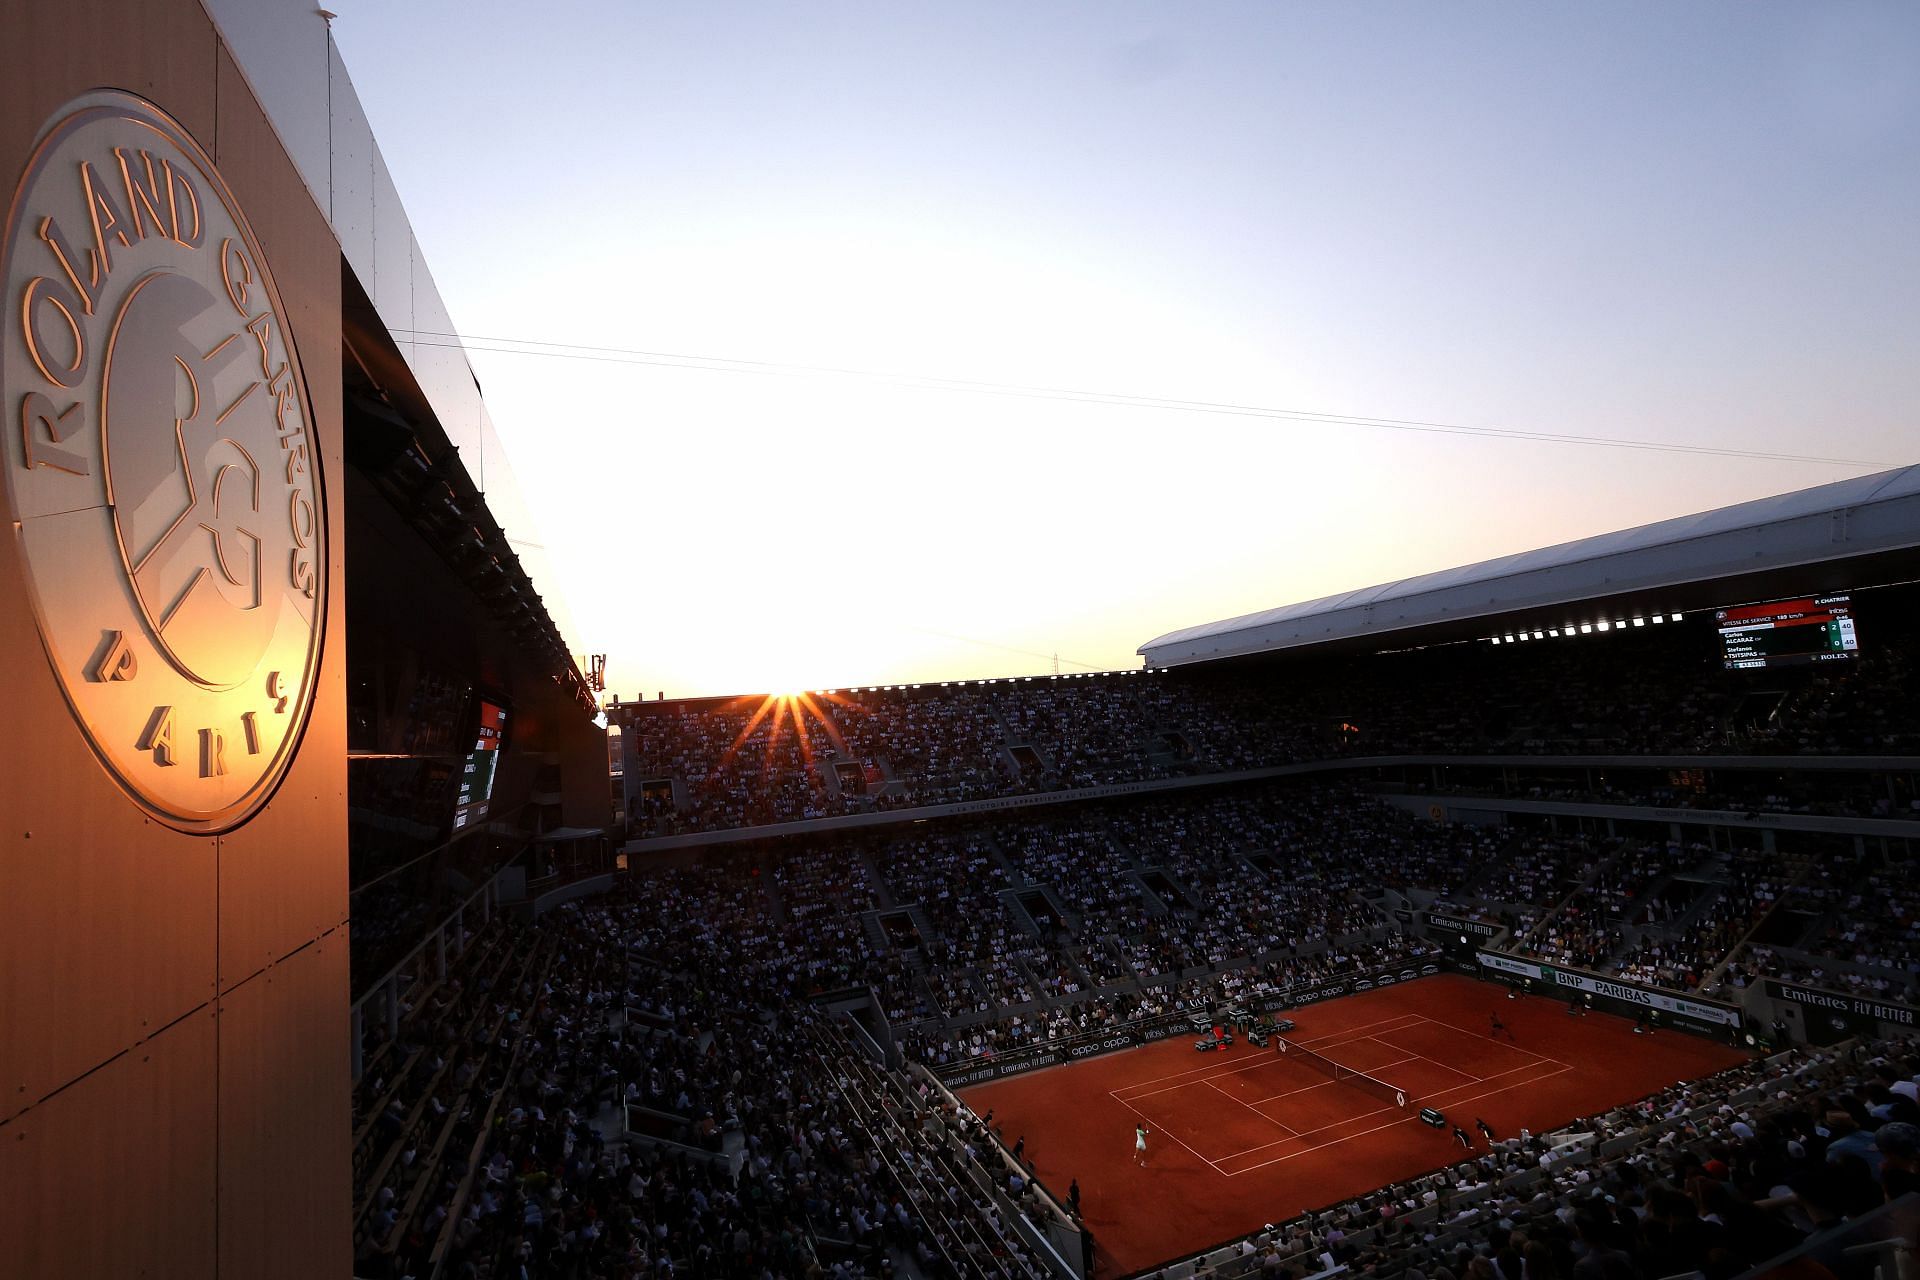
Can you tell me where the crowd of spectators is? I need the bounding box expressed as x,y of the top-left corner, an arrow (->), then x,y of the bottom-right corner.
899,936 -> 1435,1070
1821,863 -> 1920,981
353,869 -> 1068,1280
831,687 -> 1013,809
346,583 -> 1920,1278
1513,842 -> 1685,972
1728,944 -> 1920,1007
351,762 -> 1920,1280
611,601 -> 1919,836
668,775 -> 1919,1045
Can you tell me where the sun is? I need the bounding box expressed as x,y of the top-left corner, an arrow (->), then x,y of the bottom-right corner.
714,688 -> 862,775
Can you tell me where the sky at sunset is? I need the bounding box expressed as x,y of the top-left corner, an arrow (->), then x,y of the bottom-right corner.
330,2 -> 1919,700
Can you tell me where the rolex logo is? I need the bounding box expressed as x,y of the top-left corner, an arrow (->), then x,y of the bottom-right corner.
2,92 -> 326,832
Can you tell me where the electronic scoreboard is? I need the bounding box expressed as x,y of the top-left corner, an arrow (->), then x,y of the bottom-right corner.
1715,594 -> 1858,670
452,699 -> 509,831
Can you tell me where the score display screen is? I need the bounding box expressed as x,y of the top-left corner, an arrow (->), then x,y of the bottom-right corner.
1716,595 -> 1858,670
452,700 -> 508,831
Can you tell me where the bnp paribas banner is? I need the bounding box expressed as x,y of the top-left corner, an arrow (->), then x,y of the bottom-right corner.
1476,953 -> 1743,1031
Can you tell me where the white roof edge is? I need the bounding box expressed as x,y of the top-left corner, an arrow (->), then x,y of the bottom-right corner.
1140,463 -> 1920,665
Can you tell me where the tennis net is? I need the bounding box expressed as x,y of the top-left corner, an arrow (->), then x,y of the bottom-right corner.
1274,1035 -> 1409,1109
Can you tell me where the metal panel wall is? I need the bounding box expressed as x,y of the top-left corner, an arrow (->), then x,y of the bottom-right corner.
200,0 -> 583,657
0,0 -> 351,1274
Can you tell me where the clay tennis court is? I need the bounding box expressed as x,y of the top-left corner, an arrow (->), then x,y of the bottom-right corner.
959,974 -> 1749,1276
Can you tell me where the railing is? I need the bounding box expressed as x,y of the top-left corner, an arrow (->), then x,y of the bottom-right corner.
911,1061 -> 1083,1278
620,1099 -> 745,1180
348,869 -> 508,1083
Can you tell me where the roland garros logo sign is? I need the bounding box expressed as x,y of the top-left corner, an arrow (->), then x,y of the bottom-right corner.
2,92 -> 325,832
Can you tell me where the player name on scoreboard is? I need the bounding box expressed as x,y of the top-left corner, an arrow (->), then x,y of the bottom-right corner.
1715,594 -> 1858,671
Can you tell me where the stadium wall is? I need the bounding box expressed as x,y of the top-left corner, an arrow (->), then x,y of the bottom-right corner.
623,753 -> 1920,852
1471,953 -> 1746,1039
0,0 -> 351,1273
1752,981 -> 1920,1046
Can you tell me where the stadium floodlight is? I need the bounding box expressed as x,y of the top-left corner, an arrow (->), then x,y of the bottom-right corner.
1580,623 -> 1593,634
1670,612 -> 1683,622
1652,615 -> 1664,623
1632,618 -> 1645,627
1532,631 -> 1544,640
1490,637 -> 1501,645
1549,629 -> 1560,637
1596,621 -> 1610,631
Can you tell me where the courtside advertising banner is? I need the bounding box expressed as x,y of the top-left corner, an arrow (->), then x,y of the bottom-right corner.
1474,953 -> 1742,1034
1426,913 -> 1502,940
1764,980 -> 1918,1043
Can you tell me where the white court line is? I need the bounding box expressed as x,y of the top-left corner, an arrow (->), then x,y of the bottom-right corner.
1221,1098 -> 1406,1163
1123,1045 -> 1419,1106
1114,1051 -> 1299,1102
1219,1063 -> 1573,1176
1364,1034 -> 1483,1084
1205,1077 -> 1299,1138
1207,1048 -> 1576,1170
1295,1012 -> 1428,1047
1211,1039 -> 1576,1168
1393,1013 -> 1572,1073
1112,1012 -> 1427,1100
1244,1054 -> 1423,1105
1417,1058 -> 1566,1105
1097,981 -> 1590,1177
1107,1088 -> 1223,1171
1239,1039 -> 1542,1134
1217,1063 -> 1571,1176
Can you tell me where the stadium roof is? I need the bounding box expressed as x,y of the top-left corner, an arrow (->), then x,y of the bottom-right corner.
1140,463 -> 1920,668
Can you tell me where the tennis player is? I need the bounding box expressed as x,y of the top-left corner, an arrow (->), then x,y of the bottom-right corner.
1134,1122 -> 1149,1165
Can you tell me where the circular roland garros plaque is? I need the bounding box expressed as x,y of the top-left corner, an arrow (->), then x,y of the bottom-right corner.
1,91 -> 327,833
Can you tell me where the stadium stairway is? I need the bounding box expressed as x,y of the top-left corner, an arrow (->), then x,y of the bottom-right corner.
1697,851 -> 1826,991
901,902 -> 939,950
860,848 -> 896,909
1002,883 -> 1069,937
1127,868 -> 1176,916
816,754 -> 846,802
1514,845 -> 1616,952
761,864 -> 791,925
